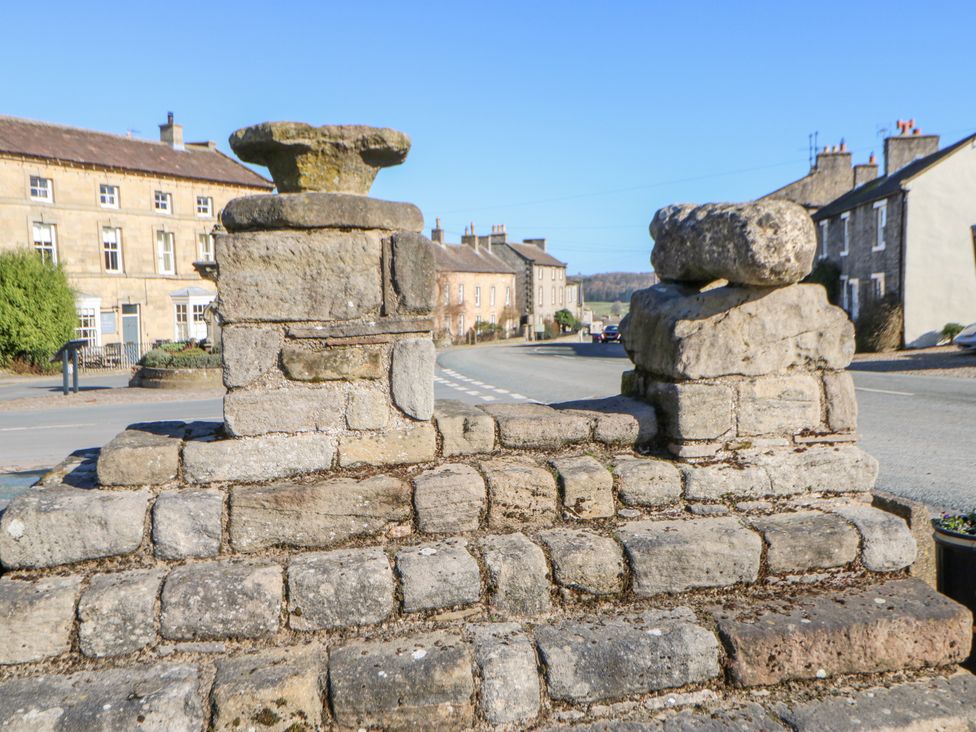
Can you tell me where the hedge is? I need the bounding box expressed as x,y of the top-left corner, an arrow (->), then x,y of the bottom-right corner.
140,347 -> 222,369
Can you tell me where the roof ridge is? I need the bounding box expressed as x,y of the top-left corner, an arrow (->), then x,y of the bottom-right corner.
0,113 -> 169,148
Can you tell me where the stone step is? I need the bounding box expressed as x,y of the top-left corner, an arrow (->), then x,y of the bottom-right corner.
1,448 -> 893,572
562,673 -> 976,731
714,578 -> 973,687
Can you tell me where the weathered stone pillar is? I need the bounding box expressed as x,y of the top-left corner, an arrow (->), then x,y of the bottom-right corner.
209,123 -> 438,471
621,200 -> 878,491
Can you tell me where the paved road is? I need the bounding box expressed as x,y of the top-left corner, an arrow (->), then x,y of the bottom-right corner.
436,341 -> 975,512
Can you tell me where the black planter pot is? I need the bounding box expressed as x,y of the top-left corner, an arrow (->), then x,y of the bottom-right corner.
933,521 -> 976,660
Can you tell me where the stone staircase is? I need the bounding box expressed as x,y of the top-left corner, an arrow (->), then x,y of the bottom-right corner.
1,124 -> 974,731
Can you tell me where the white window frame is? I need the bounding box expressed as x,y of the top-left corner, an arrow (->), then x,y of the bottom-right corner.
537,268 -> 543,280
154,190 -> 172,214
870,272 -> 886,300
840,212 -> 850,257
848,278 -> 861,320
29,175 -> 52,202
537,285 -> 543,307
99,183 -> 119,208
156,230 -> 176,275
102,227 -> 123,273
551,268 -> 556,281
873,200 -> 887,251
475,286 -> 481,307
840,275 -> 849,311
551,286 -> 556,305
442,284 -> 450,306
490,313 -> 496,325
174,303 -> 189,341
458,283 -> 464,304
818,220 -> 829,259
75,296 -> 102,347
457,313 -> 465,333
171,292 -> 215,341
32,222 -> 57,264
197,232 -> 215,263
489,286 -> 496,307
505,286 -> 511,306
195,196 -> 213,217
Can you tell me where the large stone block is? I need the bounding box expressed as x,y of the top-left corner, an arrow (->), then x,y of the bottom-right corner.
736,374 -> 822,436
96,422 -> 184,486
396,538 -> 481,612
211,647 -> 326,731
183,431 -> 337,484
78,569 -> 164,658
535,608 -> 721,703
433,399 -> 496,456
538,528 -> 625,596
782,675 -> 976,732
618,517 -> 762,595
715,579 -> 973,686
0,665 -> 203,730
823,370 -> 858,432
329,632 -> 475,729
470,623 -> 541,726
622,283 -> 854,380
613,456 -> 682,507
749,511 -> 859,573
391,337 -> 435,419
482,457 -> 559,530
345,384 -> 392,430
217,228 -> 383,323
221,325 -> 283,388
829,502 -> 918,571
160,560 -> 282,640
553,395 -> 659,446
649,200 -> 816,286
223,384 -> 345,437
753,445 -> 879,495
230,475 -> 411,552
281,343 -> 386,381
391,231 -> 436,313
0,486 -> 149,569
873,491 -> 938,588
0,575 -> 81,665
221,190 -> 424,232
481,403 -> 592,449
413,463 -> 486,533
650,380 -> 735,441
152,488 -> 222,560
480,533 -> 551,617
682,462 -> 771,501
288,547 -> 394,630
338,423 -> 437,467
552,455 -> 615,519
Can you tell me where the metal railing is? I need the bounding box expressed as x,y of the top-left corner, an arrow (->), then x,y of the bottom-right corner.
75,343 -> 144,372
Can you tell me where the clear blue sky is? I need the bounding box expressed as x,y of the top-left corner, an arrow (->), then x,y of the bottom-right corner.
3,0 -> 974,274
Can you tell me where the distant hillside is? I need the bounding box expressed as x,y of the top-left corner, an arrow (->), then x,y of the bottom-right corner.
575,272 -> 658,303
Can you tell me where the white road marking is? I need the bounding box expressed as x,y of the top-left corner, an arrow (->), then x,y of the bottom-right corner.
0,423 -> 96,432
493,388 -> 510,394
855,387 -> 914,396
480,395 -> 497,402
510,393 -> 528,400
464,390 -> 482,396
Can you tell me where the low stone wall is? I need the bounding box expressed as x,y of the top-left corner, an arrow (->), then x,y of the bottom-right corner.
129,366 -> 223,390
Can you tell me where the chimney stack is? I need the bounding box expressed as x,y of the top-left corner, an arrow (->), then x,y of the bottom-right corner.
159,111 -> 184,151
884,119 -> 939,176
461,223 -> 478,253
523,237 -> 547,252
853,153 -> 879,187
431,217 -> 445,244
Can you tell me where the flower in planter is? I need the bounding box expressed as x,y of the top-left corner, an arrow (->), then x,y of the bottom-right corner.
934,512 -> 976,536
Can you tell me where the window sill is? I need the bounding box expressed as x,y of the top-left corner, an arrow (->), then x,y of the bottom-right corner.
871,246 -> 886,252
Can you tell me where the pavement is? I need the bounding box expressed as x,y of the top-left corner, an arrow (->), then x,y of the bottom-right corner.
1,341 -> 973,511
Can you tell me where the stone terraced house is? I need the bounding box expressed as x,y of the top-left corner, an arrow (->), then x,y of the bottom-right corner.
0,113 -> 272,356
766,123 -> 976,347
428,219 -> 519,339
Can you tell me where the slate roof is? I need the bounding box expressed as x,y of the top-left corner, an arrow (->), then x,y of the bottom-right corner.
0,115 -> 272,189
814,133 -> 976,220
507,242 -> 567,267
430,241 -> 518,274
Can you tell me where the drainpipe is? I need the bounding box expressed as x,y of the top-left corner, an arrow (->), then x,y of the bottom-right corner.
899,190 -> 908,347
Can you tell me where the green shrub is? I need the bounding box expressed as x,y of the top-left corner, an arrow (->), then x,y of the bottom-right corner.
855,292 -> 903,353
940,322 -> 965,344
803,259 -> 842,306
554,308 -> 578,331
0,249 -> 77,369
140,347 -> 221,369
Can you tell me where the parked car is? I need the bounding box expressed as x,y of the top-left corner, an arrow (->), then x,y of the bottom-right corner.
955,323 -> 976,350
596,324 -> 621,343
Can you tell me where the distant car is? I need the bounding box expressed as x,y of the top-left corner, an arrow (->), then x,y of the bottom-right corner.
955,323 -> 976,350
596,324 -> 621,343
